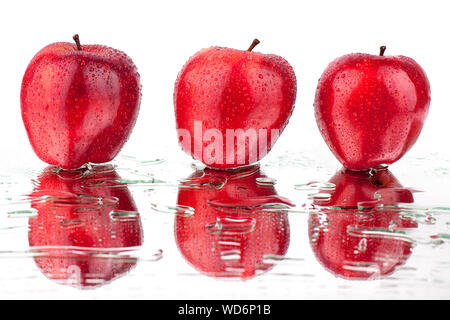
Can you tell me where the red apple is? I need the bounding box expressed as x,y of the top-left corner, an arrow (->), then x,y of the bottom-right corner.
174,39 -> 297,169
175,166 -> 292,279
21,35 -> 141,170
308,167 -> 418,280
28,164 -> 143,289
314,46 -> 430,170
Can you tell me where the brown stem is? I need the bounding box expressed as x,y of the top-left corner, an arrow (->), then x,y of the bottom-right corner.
247,39 -> 260,52
379,45 -> 386,56
73,34 -> 82,51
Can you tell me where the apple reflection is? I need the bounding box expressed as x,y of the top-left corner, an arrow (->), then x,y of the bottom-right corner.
28,164 -> 143,289
309,167 -> 418,280
175,165 -> 292,280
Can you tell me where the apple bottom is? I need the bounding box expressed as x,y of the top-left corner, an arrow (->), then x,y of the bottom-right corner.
177,121 -> 283,169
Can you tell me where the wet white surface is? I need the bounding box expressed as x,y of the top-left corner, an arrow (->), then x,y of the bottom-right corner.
0,138 -> 448,300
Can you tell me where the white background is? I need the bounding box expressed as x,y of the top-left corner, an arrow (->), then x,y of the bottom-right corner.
0,0 -> 449,300
1,0 -> 449,166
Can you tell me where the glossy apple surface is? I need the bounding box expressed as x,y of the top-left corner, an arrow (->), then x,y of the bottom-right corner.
175,165 -> 292,279
21,36 -> 141,169
174,40 -> 297,169
28,164 -> 143,289
314,48 -> 430,170
308,168 -> 418,280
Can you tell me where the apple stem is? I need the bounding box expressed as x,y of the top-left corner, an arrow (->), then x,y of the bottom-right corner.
73,34 -> 82,51
379,45 -> 386,56
247,39 -> 260,52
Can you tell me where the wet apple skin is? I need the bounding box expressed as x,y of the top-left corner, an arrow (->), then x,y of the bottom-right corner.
174,46 -> 297,169
21,42 -> 141,169
314,53 -> 430,170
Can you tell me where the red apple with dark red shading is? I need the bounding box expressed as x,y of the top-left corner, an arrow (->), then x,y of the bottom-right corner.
308,167 -> 418,280
28,164 -> 143,289
175,166 -> 292,279
21,34 -> 141,170
314,46 -> 430,170
174,39 -> 297,169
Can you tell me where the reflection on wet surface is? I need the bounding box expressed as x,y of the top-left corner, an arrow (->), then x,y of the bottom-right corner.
28,164 -> 143,289
175,165 -> 291,280
308,168 -> 417,280
0,153 -> 448,298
